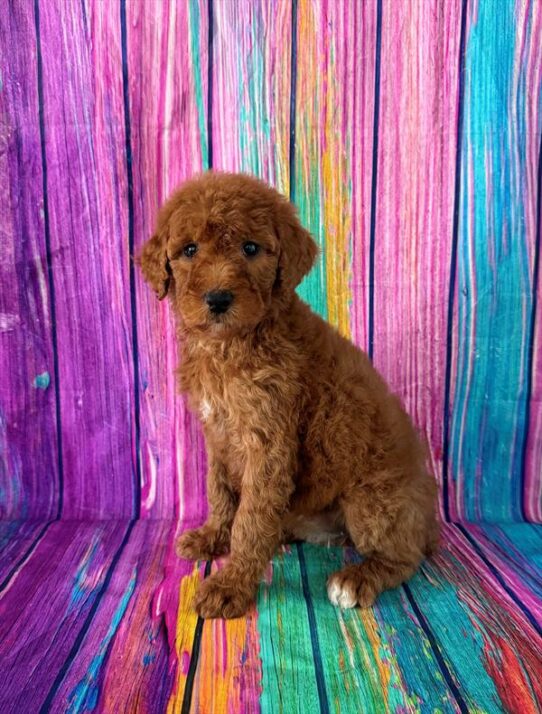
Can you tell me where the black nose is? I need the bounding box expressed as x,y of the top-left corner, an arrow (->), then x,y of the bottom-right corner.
205,290 -> 234,314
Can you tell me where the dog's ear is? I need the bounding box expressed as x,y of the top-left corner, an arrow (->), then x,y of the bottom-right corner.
274,199 -> 318,293
138,227 -> 171,300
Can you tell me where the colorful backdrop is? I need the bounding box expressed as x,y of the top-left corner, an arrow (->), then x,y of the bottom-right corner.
2,0 -> 542,525
1,1 -> 542,712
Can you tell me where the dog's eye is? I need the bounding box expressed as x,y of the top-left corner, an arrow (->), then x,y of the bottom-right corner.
242,241 -> 260,258
183,243 -> 198,258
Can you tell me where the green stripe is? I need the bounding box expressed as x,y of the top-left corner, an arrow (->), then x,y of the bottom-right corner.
257,548 -> 323,714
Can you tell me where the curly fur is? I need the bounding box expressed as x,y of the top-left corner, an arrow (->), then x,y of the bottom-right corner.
139,171 -> 439,619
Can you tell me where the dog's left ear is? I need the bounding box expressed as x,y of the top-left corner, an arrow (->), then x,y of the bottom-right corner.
274,199 -> 318,293
138,227 -> 171,300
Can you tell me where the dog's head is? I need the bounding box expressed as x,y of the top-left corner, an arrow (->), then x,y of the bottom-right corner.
139,172 -> 318,336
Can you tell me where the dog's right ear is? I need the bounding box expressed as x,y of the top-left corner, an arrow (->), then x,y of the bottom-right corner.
138,228 -> 171,300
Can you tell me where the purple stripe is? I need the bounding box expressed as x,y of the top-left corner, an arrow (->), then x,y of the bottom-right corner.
0,521 -> 52,590
0,522 -> 125,711
38,521 -> 134,712
37,0 -> 136,517
0,0 -> 59,518
34,0 -> 64,519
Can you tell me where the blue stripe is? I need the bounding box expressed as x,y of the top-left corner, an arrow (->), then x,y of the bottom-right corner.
120,0 -> 142,519
403,583 -> 469,713
296,543 -> 330,714
34,0 -> 64,520
367,0 -> 382,360
442,0 -> 468,522
450,0 -> 532,521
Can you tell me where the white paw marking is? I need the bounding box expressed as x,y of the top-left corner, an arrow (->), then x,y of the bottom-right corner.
327,579 -> 357,609
200,398 -> 212,421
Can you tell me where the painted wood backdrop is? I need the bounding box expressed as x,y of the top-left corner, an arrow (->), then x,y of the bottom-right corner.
2,3 -> 542,713
1,0 -> 542,524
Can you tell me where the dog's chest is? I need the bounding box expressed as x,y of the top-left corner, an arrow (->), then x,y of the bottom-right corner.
198,394 -> 229,437
182,347 -> 267,482
200,394 -> 248,483
190,368 -> 250,478
197,384 -> 241,435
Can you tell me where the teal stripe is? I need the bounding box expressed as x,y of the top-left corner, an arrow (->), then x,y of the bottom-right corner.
406,557 -> 503,712
189,0 -> 209,169
257,548 -> 322,713
300,545 -> 472,713
295,164 -> 328,319
239,5 -> 266,176
480,523 -> 542,596
296,544 -> 329,713
451,0 -> 534,520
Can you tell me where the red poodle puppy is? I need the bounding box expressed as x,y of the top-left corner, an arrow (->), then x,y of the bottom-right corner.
140,171 -> 439,619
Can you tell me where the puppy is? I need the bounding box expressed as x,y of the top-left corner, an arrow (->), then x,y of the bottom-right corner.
140,171 -> 439,619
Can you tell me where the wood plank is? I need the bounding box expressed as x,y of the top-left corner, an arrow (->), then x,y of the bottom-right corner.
294,0 -> 378,337
0,0 -> 59,518
448,0 -> 542,520
128,0 -> 209,520
0,521 -> 51,584
522,0 -> 542,521
212,0 -> 291,192
37,1 -> 135,517
0,521 -> 127,711
50,521 -> 174,713
373,0 -> 463,514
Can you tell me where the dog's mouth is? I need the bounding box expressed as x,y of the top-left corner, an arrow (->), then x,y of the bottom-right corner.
209,315 -> 229,330
192,311 -> 234,335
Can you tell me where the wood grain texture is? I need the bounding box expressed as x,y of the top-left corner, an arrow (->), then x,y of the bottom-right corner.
0,521 -> 128,710
37,0 -> 136,518
523,0 -> 542,521
212,0 -> 291,191
0,0 -> 59,519
448,0 -> 542,521
127,0 -> 209,522
0,522 -> 541,711
51,521 -> 174,713
1,0 -> 541,521
160,532 -> 542,713
294,0 -> 378,340
374,0 -> 463,516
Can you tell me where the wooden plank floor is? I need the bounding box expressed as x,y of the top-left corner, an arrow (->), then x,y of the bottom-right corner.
1,522 -> 540,713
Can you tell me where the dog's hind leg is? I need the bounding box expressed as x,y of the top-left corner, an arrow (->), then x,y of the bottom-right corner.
327,554 -> 419,609
327,481 -> 428,609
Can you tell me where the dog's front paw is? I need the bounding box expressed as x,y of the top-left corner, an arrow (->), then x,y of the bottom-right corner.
194,570 -> 254,619
175,526 -> 229,561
